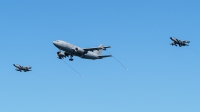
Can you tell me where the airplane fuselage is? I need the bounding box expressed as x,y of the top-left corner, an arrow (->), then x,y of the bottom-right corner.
53,40 -> 101,60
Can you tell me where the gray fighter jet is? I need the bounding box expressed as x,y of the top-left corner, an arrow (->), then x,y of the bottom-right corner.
170,37 -> 190,47
53,40 -> 112,61
13,64 -> 32,72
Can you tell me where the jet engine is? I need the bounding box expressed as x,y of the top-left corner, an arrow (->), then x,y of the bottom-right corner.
57,51 -> 66,59
74,47 -> 85,53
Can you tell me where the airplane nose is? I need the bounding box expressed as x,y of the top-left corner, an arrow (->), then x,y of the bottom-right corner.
53,41 -> 60,49
53,40 -> 62,48
53,41 -> 56,45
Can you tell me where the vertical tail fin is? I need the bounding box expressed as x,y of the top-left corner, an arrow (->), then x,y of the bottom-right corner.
93,44 -> 103,56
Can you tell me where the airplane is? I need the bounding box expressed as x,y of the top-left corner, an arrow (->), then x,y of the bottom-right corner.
170,37 -> 190,47
53,40 -> 112,61
13,64 -> 32,72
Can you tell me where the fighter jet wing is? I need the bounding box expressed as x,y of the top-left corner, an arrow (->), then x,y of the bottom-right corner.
83,46 -> 111,51
182,40 -> 190,43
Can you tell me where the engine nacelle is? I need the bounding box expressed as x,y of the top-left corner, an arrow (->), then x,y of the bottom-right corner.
57,51 -> 66,59
74,47 -> 85,53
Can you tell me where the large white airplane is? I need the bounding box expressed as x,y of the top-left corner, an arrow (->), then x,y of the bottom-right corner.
53,40 -> 112,61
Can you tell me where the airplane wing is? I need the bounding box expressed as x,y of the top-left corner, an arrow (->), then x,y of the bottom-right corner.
182,40 -> 190,43
98,55 -> 112,58
23,69 -> 31,72
83,46 -> 111,51
170,37 -> 178,42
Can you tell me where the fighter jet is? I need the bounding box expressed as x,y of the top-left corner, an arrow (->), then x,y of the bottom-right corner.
53,40 -> 112,61
170,37 -> 190,47
13,64 -> 32,72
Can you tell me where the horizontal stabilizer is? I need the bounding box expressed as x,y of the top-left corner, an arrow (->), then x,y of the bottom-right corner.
83,46 -> 111,51
185,44 -> 189,46
183,40 -> 190,43
98,55 -> 112,58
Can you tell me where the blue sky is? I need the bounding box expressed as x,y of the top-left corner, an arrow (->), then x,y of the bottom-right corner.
0,0 -> 200,112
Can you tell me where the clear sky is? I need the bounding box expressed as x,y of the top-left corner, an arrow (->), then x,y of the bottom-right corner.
1,0 -> 200,112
